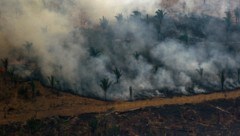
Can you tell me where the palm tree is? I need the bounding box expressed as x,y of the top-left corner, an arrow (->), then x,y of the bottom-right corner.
115,13 -> 123,23
234,7 -> 240,24
155,9 -> 166,40
133,52 -> 140,60
155,9 -> 166,23
196,67 -> 204,79
99,16 -> 108,30
89,47 -> 101,57
131,10 -> 142,19
113,67 -> 122,83
99,78 -> 112,101
224,11 -> 232,32
23,41 -> 33,54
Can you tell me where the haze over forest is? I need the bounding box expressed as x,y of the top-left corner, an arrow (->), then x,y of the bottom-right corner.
1,0 -> 240,100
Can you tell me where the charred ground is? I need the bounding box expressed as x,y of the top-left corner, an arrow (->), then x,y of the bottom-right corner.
1,97 -> 240,135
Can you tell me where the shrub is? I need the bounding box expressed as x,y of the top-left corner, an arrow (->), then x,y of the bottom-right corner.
1,58 -> 8,72
26,117 -> 43,134
89,118 -> 98,134
106,125 -> 120,136
89,47 -> 101,57
18,86 -> 29,99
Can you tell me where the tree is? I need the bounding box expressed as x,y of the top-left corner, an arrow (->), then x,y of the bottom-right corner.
29,80 -> 36,98
100,16 -> 108,30
115,13 -> 123,23
129,86 -> 133,101
8,67 -> 18,85
152,65 -> 160,74
89,47 -> 101,57
133,52 -> 140,60
48,75 -> 60,96
113,67 -> 122,83
131,10 -> 142,19
48,75 -> 56,88
155,9 -> 166,23
26,117 -> 43,134
224,11 -> 232,32
89,118 -> 98,135
234,8 -> 240,24
179,32 -> 189,45
196,67 -> 204,79
237,68 -> 240,83
154,9 -> 166,40
1,58 -> 8,72
99,78 -> 112,101
23,41 -> 33,54
218,70 -> 225,91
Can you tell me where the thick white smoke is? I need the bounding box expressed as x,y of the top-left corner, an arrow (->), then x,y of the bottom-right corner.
0,0 -> 240,100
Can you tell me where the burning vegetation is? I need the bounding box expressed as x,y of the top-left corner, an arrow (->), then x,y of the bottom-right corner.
1,0 -> 240,100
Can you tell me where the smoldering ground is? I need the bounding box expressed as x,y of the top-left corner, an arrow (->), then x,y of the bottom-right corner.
1,0 -> 240,100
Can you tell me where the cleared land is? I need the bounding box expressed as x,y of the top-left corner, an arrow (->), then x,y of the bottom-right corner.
0,80 -> 240,125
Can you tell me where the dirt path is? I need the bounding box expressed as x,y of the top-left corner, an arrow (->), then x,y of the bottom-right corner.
1,86 -> 240,125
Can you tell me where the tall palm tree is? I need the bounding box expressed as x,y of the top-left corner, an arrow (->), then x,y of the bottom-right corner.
99,78 -> 112,101
113,67 -> 122,83
131,10 -> 142,19
234,7 -> 240,24
115,13 -> 123,23
155,9 -> 166,40
99,16 -> 108,30
155,9 -> 166,23
224,11 -> 232,32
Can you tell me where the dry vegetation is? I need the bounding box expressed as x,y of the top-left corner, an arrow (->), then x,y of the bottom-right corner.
1,73 -> 240,135
1,92 -> 240,135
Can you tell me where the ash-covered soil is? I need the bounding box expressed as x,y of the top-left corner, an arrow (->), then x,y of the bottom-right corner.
1,98 -> 240,136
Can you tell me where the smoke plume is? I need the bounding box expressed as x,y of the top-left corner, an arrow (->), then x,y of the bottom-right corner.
1,0 -> 240,100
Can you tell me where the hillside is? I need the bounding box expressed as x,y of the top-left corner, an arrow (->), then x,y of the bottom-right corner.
0,79 -> 238,124
1,88 -> 240,135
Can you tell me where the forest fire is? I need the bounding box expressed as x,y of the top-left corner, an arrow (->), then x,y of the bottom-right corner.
1,1 -> 240,135
0,0 -> 240,101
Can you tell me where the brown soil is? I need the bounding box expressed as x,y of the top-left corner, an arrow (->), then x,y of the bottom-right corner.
0,79 -> 240,125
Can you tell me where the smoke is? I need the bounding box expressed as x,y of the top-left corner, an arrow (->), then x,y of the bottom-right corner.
1,0 -> 240,100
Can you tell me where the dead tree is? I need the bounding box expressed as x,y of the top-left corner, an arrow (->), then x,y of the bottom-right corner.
196,67 -> 204,79
237,68 -> 240,83
218,70 -> 225,91
129,86 -> 133,101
